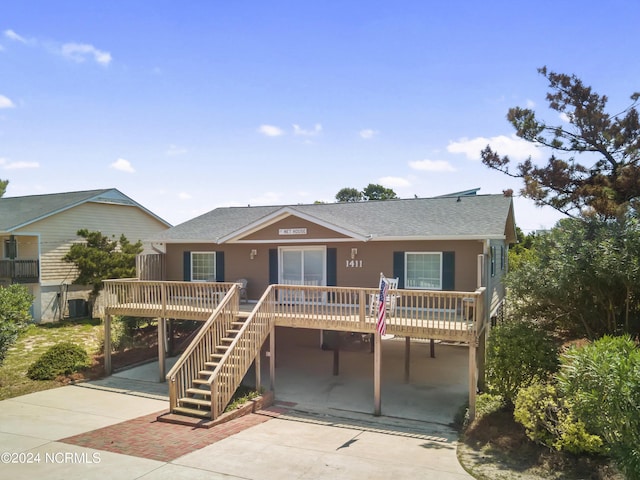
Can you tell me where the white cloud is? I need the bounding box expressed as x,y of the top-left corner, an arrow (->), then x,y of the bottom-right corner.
379,176 -> 411,188
408,159 -> 456,172
258,124 -> 284,137
526,99 -> 536,108
559,112 -> 571,123
4,29 -> 28,43
110,158 -> 135,173
359,129 -> 378,139
0,95 -> 15,109
166,144 -> 188,156
0,158 -> 39,170
293,123 -> 322,136
61,43 -> 112,66
178,192 -> 192,200
447,134 -> 541,161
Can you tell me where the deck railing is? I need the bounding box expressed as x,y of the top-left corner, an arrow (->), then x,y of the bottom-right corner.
166,285 -> 241,414
0,259 -> 39,283
209,286 -> 276,418
101,279 -> 238,319
270,284 -> 486,340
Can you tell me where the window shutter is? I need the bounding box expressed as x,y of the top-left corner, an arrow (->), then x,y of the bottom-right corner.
269,249 -> 278,284
215,252 -> 225,282
442,251 -> 455,291
393,251 -> 405,289
183,251 -> 191,281
327,248 -> 337,286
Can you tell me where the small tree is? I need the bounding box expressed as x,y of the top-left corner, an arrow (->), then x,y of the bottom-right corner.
362,183 -> 398,201
485,320 -> 559,405
63,229 -> 143,296
0,284 -> 33,365
335,187 -> 363,203
0,179 -> 8,198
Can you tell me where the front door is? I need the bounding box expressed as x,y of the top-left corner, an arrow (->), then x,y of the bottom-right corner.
279,246 -> 326,302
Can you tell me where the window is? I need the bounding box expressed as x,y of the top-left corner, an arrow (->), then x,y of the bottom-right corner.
490,246 -> 496,277
3,238 -> 17,259
405,252 -> 442,290
191,252 -> 216,281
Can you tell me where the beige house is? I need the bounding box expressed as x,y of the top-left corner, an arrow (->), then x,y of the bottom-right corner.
103,191 -> 516,421
0,189 -> 171,322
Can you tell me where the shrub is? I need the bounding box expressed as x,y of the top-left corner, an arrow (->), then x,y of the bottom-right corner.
0,285 -> 34,365
486,320 -> 559,404
557,335 -> 640,479
514,381 -> 603,454
27,342 -> 91,380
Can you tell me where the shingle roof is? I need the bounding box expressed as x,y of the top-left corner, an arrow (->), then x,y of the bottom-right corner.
152,194 -> 516,243
0,188 -> 171,232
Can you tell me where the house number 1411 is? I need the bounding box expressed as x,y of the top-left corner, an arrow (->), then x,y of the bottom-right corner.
345,260 -> 363,268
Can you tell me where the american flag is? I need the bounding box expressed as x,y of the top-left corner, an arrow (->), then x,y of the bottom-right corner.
376,275 -> 389,335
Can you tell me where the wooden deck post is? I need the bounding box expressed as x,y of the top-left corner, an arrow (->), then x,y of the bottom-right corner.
404,336 -> 410,383
255,350 -> 262,391
374,332 -> 382,416
104,314 -> 112,375
477,328 -> 486,392
269,327 -> 276,392
158,317 -> 166,382
468,337 -> 477,420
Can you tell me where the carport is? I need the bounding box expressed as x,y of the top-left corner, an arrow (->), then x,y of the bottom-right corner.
258,327 -> 469,425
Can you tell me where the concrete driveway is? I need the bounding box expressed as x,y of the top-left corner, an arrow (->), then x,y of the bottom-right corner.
0,327 -> 473,479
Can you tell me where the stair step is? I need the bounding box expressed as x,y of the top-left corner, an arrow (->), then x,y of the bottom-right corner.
180,397 -> 212,408
231,321 -> 245,327
199,369 -> 214,377
192,379 -> 209,385
210,353 -> 225,359
220,337 -> 235,343
173,406 -> 211,419
204,361 -> 219,368
187,388 -> 211,397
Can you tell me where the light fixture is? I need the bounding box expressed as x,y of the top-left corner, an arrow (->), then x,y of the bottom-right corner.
250,249 -> 257,260
351,248 -> 358,259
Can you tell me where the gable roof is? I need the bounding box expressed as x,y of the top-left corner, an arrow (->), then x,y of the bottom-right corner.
152,194 -> 516,244
0,188 -> 171,233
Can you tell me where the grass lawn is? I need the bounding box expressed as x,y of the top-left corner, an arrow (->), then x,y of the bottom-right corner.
0,318 -> 103,400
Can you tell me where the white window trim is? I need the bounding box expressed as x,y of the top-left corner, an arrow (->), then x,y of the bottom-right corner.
190,251 -> 216,282
278,245 -> 327,286
405,251 -> 443,290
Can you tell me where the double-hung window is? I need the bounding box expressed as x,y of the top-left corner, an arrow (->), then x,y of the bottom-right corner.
405,252 -> 442,290
190,252 -> 216,281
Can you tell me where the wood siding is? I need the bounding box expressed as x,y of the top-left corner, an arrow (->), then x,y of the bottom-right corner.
17,201 -> 167,285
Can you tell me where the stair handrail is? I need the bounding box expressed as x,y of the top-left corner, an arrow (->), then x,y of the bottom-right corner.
207,285 -> 276,418
167,284 -> 240,412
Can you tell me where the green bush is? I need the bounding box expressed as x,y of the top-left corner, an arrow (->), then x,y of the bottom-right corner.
0,285 -> 34,365
27,342 -> 91,380
486,320 -> 559,404
557,336 -> 640,479
514,381 -> 603,454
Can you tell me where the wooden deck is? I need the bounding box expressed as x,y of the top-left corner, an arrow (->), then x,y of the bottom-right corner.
101,280 -> 488,420
102,281 -> 484,342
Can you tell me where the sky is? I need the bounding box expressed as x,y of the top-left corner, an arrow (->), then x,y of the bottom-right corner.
1,1 -> 640,233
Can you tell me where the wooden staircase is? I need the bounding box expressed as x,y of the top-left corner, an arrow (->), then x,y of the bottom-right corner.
173,319 -> 248,419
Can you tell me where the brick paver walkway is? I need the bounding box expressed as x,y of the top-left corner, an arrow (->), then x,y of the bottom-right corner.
60,406 -> 291,462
